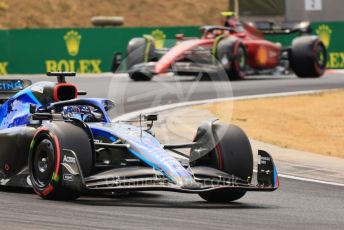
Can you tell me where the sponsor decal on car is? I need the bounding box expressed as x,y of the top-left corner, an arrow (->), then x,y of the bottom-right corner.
63,155 -> 76,164
63,174 -> 74,181
256,46 -> 268,65
258,155 -> 271,165
31,85 -> 44,94
0,80 -> 23,91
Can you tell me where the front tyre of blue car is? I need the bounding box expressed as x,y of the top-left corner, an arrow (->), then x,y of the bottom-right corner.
194,124 -> 253,203
199,189 -> 248,203
29,130 -> 79,200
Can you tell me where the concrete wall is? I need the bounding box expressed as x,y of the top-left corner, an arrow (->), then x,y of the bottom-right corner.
285,0 -> 344,22
238,0 -> 343,22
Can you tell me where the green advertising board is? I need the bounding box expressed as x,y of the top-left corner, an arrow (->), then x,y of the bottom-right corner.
0,26 -> 200,75
0,22 -> 343,75
312,22 -> 344,69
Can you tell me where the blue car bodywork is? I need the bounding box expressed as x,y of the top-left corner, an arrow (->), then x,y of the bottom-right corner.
0,80 -> 195,188
0,73 -> 278,201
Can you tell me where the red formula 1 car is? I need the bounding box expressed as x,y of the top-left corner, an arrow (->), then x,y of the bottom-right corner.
126,12 -> 326,81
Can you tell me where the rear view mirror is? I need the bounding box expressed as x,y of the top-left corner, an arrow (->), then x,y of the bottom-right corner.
144,114 -> 158,121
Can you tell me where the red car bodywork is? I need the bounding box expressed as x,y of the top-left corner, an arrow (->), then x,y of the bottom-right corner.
154,22 -> 282,75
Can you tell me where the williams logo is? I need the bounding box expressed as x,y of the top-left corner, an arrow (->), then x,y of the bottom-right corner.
64,30 -> 82,56
316,24 -> 332,48
151,29 -> 166,49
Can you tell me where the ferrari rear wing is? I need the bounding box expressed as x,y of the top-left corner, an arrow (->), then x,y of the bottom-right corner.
253,21 -> 312,35
58,149 -> 279,194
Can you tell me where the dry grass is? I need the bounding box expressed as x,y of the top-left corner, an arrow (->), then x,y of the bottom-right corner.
193,90 -> 344,158
0,0 -> 227,29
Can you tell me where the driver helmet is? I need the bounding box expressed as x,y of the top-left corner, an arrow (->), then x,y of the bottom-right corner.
221,11 -> 244,32
62,105 -> 92,121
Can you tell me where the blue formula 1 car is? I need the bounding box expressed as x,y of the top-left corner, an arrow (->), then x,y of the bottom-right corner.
0,72 -> 278,202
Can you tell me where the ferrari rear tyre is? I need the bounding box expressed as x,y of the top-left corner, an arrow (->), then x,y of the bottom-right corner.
291,36 -> 326,78
194,124 -> 253,202
215,38 -> 247,81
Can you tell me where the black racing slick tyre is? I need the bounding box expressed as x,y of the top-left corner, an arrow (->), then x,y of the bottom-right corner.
215,37 -> 247,81
291,36 -> 327,78
126,37 -> 156,81
194,124 -> 253,202
129,70 -> 153,81
29,121 -> 94,200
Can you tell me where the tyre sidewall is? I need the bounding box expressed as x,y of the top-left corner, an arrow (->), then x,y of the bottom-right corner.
194,123 -> 253,202
29,129 -> 64,199
215,37 -> 247,80
213,124 -> 253,182
291,36 -> 327,78
126,37 -> 156,70
29,121 -> 94,200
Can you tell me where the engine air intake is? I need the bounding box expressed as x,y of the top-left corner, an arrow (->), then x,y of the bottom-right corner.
54,84 -> 78,101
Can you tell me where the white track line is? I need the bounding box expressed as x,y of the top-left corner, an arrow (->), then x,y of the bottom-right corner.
114,89 -> 344,187
252,170 -> 344,187
114,89 -> 331,121
278,173 -> 344,187
326,69 -> 344,74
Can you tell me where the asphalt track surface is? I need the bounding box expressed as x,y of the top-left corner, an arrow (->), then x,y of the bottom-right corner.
1,73 -> 344,229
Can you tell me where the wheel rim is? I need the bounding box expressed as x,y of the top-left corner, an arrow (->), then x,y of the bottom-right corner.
315,43 -> 326,68
220,55 -> 229,67
237,46 -> 246,70
32,138 -> 55,188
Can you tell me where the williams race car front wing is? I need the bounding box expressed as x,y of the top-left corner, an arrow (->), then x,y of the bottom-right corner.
59,149 -> 279,194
